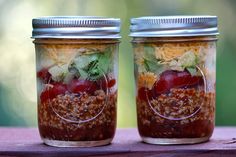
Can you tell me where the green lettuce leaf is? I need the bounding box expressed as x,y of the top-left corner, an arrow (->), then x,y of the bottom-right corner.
186,67 -> 197,76
69,47 -> 112,80
179,51 -> 198,68
169,51 -> 200,76
48,64 -> 68,82
140,45 -> 164,74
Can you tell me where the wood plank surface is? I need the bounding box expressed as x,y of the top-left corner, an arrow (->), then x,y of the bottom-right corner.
0,127 -> 236,156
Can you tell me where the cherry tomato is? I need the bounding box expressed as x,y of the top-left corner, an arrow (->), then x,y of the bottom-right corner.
98,77 -> 116,91
153,70 -> 203,95
37,68 -> 52,83
138,87 -> 153,101
68,79 -> 97,94
108,79 -> 116,88
40,83 -> 67,103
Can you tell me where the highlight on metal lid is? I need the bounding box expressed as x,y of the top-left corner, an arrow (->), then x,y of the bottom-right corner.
32,16 -> 121,39
130,16 -> 219,37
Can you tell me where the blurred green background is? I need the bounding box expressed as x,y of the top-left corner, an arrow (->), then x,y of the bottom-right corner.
0,0 -> 235,127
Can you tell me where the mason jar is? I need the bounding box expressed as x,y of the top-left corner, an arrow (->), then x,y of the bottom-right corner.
130,16 -> 218,144
32,17 -> 120,147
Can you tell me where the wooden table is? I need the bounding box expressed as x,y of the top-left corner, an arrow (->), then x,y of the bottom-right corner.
0,127 -> 236,156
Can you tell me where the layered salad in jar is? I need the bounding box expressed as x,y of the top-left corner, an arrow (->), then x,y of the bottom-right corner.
134,40 -> 215,140
36,40 -> 118,144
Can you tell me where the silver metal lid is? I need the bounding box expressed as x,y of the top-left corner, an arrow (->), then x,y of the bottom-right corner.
32,16 -> 121,39
130,16 -> 219,37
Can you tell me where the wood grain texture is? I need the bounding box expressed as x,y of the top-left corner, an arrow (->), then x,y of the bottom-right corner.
0,127 -> 236,156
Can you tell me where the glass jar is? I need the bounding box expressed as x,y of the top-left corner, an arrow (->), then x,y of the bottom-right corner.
130,16 -> 218,144
32,17 -> 120,147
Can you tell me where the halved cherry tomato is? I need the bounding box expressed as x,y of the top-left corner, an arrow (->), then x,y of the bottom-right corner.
98,77 -> 116,91
67,79 -> 97,94
108,79 -> 116,88
153,70 -> 203,95
37,68 -> 52,83
138,87 -> 153,101
40,83 -> 67,103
